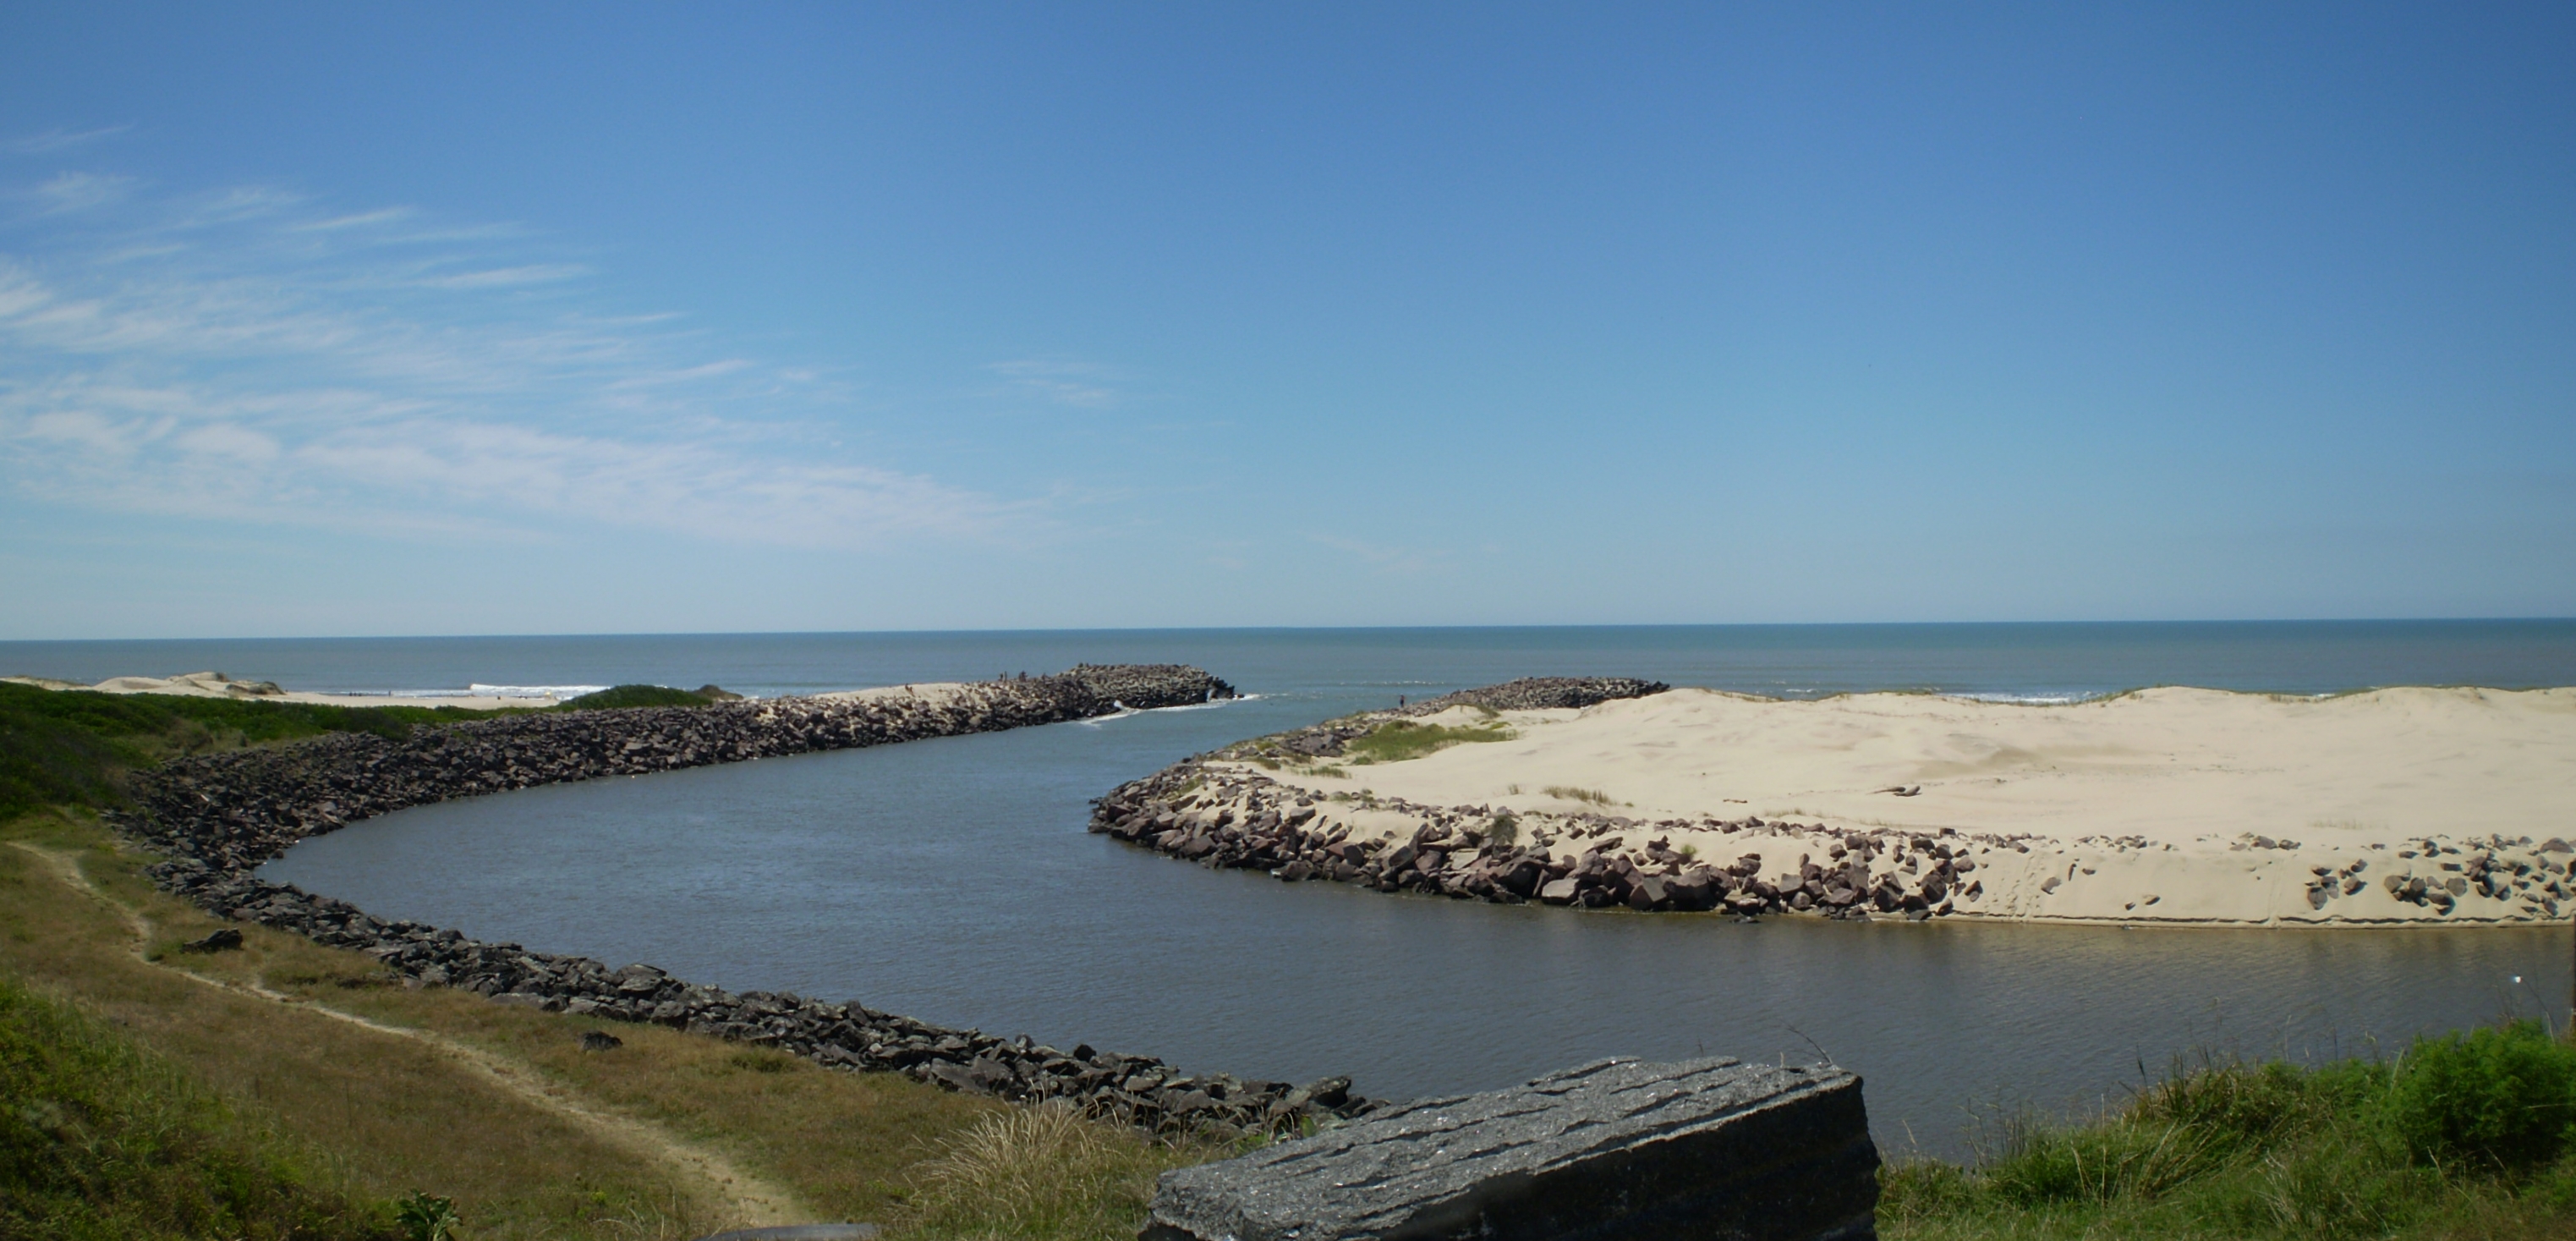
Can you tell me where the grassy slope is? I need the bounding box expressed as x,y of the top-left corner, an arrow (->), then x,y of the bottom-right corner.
0,684 -> 1215,1239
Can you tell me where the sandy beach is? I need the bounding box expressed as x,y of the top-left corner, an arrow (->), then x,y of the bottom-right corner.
1187,685 -> 2576,925
1,671 -> 591,711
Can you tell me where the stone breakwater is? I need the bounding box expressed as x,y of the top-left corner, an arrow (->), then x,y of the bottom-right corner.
112,666 -> 1384,1134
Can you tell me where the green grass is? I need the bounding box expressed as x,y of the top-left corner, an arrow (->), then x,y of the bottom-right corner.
1340,719 -> 1512,766
1542,784 -> 1614,805
0,972 -> 396,1240
0,683 -> 514,824
554,684 -> 740,711
1885,1023 -> 2576,1240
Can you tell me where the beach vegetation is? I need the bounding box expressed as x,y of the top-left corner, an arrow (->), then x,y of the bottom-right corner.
0,971 -> 395,1239
1883,1025 -> 2576,1240
1485,812 -> 1519,848
1341,720 -> 1511,766
0,682 -> 512,824
1543,785 -> 1614,806
902,1100 -> 1223,1241
553,684 -> 739,710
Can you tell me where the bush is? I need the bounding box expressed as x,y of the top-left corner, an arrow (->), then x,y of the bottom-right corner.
2381,1020 -> 2576,1172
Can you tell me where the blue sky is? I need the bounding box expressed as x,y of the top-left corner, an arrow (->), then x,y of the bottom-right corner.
2,3 -> 2569,638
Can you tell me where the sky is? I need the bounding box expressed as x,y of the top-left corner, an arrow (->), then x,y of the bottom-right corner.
1,3 -> 2570,639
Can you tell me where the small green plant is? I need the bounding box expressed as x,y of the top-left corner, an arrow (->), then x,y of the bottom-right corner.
396,1191 -> 459,1241
1485,812 -> 1519,848
1543,785 -> 1614,805
1341,720 -> 1512,766
1677,843 -> 1697,861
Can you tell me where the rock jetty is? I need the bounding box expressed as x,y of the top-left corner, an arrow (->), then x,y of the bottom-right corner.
112,665 -> 1381,1134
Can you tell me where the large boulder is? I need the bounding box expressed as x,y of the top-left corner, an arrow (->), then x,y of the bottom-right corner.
1141,1056 -> 1877,1241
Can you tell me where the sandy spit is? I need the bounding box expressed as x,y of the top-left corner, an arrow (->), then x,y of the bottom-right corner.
1202,686 -> 2576,926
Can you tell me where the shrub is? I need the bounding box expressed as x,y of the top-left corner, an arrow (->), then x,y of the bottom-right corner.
2380,1020 -> 2576,1171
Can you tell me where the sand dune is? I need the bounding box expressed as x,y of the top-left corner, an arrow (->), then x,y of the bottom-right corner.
1212,686 -> 2576,925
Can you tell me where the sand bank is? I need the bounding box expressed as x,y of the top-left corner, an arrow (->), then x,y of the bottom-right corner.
1143,685 -> 2576,925
3,670 -> 587,711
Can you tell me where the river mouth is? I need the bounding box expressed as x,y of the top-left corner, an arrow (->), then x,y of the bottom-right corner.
262,691 -> 2573,1161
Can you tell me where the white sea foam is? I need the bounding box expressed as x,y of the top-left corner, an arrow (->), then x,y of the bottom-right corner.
1073,693 -> 1262,727
348,684 -> 611,700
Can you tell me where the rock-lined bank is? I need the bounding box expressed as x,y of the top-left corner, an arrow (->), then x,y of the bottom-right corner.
1092,679 -> 2576,925
1094,760 -> 1998,920
112,666 -> 1383,1134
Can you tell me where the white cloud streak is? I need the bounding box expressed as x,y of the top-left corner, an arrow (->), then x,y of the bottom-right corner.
0,175 -> 1016,548
3,125 -> 132,155
989,357 -> 1121,408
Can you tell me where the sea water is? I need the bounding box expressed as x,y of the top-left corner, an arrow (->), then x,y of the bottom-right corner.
9,621 -> 2572,1156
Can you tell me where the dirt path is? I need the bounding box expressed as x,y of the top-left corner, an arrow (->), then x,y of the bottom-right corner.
8,841 -> 809,1231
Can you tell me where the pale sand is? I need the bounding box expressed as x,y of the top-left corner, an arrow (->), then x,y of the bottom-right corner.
1208,687 -> 2576,925
4,671 -> 582,711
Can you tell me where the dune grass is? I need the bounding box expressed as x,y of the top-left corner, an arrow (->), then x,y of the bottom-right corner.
902,1101 -> 1226,1241
1542,784 -> 1614,805
1883,1031 -> 2576,1240
0,681 -> 512,823
1341,719 -> 1512,765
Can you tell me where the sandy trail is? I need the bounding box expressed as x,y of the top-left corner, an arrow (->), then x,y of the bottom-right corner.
8,842 -> 808,1229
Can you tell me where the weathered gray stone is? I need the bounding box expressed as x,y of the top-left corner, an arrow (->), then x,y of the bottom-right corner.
1142,1057 -> 1877,1241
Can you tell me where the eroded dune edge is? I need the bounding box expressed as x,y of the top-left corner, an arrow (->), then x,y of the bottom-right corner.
1091,678 -> 2576,926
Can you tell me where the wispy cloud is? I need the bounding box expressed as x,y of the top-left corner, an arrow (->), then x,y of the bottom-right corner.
3,125 -> 132,156
989,357 -> 1121,409
19,171 -> 134,216
0,175 -> 1018,548
416,263 -> 589,289
1313,535 -> 1448,576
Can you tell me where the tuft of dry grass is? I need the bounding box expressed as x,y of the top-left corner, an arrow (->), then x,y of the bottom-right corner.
1543,785 -> 1614,806
901,1101 -> 1222,1241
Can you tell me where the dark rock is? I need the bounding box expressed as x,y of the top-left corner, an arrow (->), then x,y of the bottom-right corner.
1141,1057 -> 1876,1241
179,927 -> 244,953
581,1030 -> 624,1052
